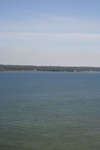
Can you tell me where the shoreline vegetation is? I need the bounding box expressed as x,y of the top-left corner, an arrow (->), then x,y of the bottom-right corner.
0,64 -> 100,72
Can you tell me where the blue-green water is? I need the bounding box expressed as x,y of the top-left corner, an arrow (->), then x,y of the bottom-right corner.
0,72 -> 100,150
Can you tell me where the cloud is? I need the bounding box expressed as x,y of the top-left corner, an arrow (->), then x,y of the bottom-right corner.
0,32 -> 100,41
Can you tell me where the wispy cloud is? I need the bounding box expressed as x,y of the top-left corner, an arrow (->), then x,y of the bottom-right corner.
0,32 -> 100,40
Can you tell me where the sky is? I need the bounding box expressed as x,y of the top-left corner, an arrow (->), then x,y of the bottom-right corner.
0,0 -> 100,66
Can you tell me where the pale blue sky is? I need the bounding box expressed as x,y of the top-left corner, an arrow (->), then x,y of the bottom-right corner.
0,0 -> 100,66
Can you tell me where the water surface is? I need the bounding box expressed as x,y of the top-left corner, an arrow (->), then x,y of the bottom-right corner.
0,72 -> 100,150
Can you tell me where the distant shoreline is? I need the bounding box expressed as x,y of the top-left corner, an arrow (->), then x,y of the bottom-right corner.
0,65 -> 100,73
0,71 -> 100,73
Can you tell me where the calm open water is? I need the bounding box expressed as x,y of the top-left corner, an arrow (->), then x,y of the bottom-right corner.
0,72 -> 100,150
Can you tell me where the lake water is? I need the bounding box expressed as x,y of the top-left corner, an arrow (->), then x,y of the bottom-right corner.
0,72 -> 100,150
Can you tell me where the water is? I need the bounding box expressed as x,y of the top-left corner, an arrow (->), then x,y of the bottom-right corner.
0,72 -> 100,150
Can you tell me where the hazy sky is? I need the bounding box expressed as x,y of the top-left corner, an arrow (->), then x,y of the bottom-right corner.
0,0 -> 100,66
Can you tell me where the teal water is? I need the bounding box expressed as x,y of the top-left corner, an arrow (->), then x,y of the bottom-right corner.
0,72 -> 100,150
